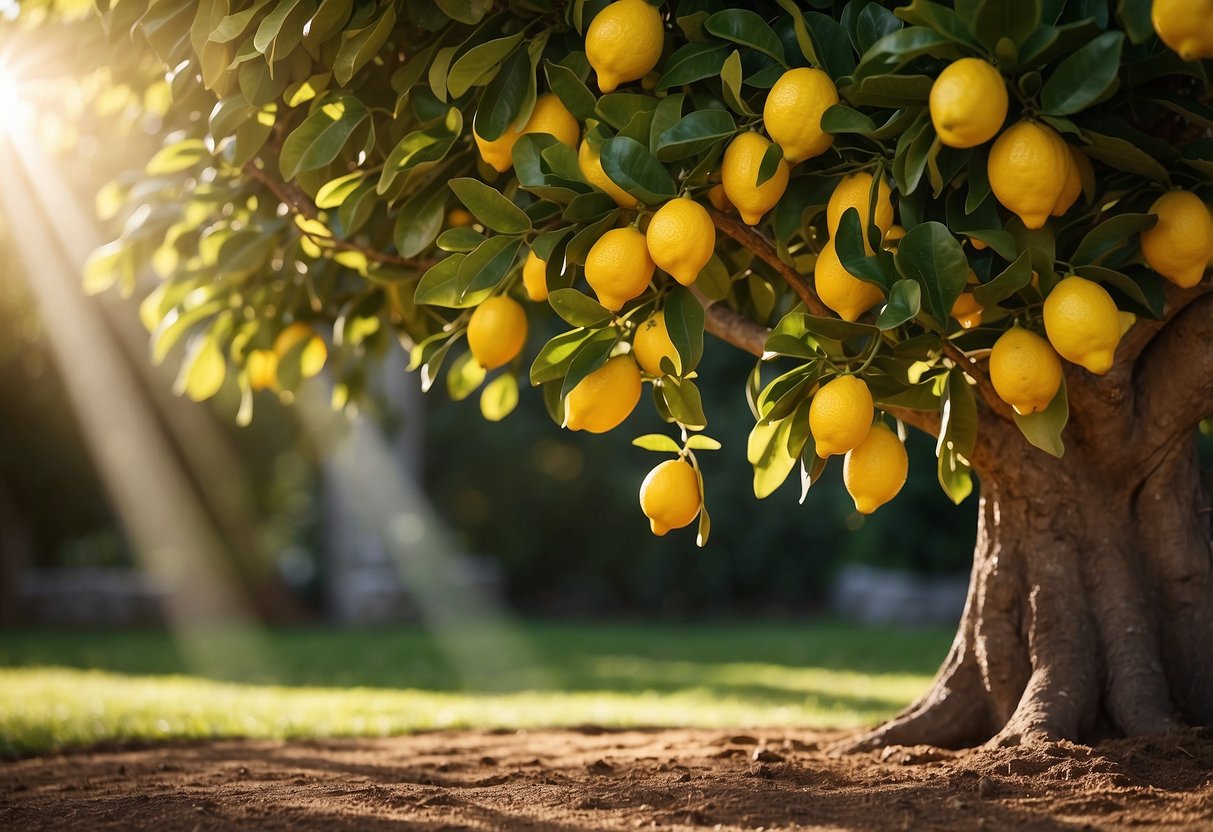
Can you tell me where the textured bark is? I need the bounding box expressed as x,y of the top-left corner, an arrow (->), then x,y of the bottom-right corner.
845,293 -> 1213,750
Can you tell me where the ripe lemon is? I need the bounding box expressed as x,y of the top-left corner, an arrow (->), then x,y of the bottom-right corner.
646,197 -> 715,286
815,239 -> 884,322
1051,140 -> 1083,217
763,67 -> 839,163
1152,0 -> 1213,61
951,292 -> 983,330
578,139 -> 639,208
564,354 -> 642,433
1140,190 -> 1213,288
707,183 -> 732,213
843,421 -> 908,515
639,458 -> 701,536
809,375 -> 873,458
447,207 -> 475,228
929,58 -> 1008,149
247,348 -> 279,392
467,295 -> 528,370
633,310 -> 679,376
522,250 -> 549,302
475,93 -> 579,173
988,120 -> 1068,230
586,0 -> 664,93
826,172 -> 894,250
989,327 -> 1063,415
274,322 -> 327,377
721,132 -> 789,226
585,226 -> 655,311
1043,275 -> 1123,375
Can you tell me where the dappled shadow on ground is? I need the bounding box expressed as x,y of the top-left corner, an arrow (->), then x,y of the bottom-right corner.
2,728 -> 1211,831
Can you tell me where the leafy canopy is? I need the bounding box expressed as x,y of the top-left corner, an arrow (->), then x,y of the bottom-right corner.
89,0 -> 1212,544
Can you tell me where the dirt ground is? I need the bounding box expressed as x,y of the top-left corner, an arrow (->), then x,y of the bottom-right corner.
1,728 -> 1211,831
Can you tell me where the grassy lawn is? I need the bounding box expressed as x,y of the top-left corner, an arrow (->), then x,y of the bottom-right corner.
0,620 -> 950,757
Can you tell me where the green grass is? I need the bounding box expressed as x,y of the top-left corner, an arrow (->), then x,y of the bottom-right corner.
0,620 -> 949,757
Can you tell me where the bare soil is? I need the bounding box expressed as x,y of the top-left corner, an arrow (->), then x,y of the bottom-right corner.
1,728 -> 1211,830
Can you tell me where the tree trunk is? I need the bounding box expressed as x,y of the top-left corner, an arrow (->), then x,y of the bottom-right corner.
849,424 -> 1213,750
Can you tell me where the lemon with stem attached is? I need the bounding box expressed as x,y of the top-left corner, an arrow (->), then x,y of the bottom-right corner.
639,457 -> 701,536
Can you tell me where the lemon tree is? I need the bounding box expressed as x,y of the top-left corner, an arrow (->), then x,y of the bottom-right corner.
90,0 -> 1213,752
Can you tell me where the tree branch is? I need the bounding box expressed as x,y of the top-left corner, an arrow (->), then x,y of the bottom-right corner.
243,161 -> 433,270
708,208 -> 1012,422
1132,292 -> 1213,470
699,294 -> 768,357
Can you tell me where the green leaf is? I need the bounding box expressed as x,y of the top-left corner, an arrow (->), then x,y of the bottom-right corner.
449,178 -> 532,235
835,208 -> 894,290
656,42 -> 730,91
747,399 -> 811,499
473,47 -> 532,144
973,250 -> 1032,306
801,9 -> 856,78
216,229 -> 272,278
964,0 -> 1040,50
254,0 -> 312,63
147,139 -> 208,174
393,178 -> 448,257
661,376 -> 707,430
458,236 -> 524,303
719,50 -> 754,116
1040,31 -> 1123,116
530,327 -> 613,385
894,222 -> 969,326
1081,126 -> 1171,183
547,288 -> 612,327
435,0 -> 491,25
663,286 -> 705,374
316,172 -> 365,208
177,332 -> 227,402
820,104 -> 877,136
685,435 -> 721,451
876,279 -> 921,330
1072,213 -> 1156,266
448,34 -> 524,99
305,0 -> 353,42
334,4 -> 395,86
559,335 -> 616,402
414,254 -> 468,307
756,141 -> 784,187
936,369 -> 975,504
544,58 -> 596,122
633,434 -> 683,453
771,311 -> 880,345
599,136 -> 677,204
704,9 -> 786,64
654,109 -> 736,162
1072,265 -> 1163,317
378,115 -> 462,195
480,371 -> 519,421
447,350 -> 487,402
1013,375 -> 1068,457
437,227 -> 485,252
279,95 -> 369,179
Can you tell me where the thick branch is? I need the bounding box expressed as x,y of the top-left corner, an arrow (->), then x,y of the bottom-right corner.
243,161 -> 432,270
709,208 -> 831,317
1132,292 -> 1213,467
701,296 -> 767,356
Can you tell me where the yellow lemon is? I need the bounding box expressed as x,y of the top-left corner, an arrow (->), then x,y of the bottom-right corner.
1153,0 -> 1213,62
1043,275 -> 1123,375
1050,139 -> 1083,217
274,321 -> 328,378
474,93 -> 579,173
763,67 -> 839,163
247,348 -> 279,392
721,132 -> 790,226
707,183 -> 732,213
809,375 -> 874,458
883,224 -> 906,250
814,239 -> 884,322
586,0 -> 665,93
929,58 -> 1008,149
988,120 -> 1068,230
564,354 -> 643,433
522,250 -> 549,302
826,171 -> 894,250
467,295 -> 528,370
843,421 -> 908,515
951,291 -> 983,330
584,226 -> 655,311
1141,189 -> 1213,288
447,207 -> 475,227
633,310 -> 679,376
989,327 -> 1063,415
646,197 -> 715,286
639,458 -> 701,536
578,139 -> 639,208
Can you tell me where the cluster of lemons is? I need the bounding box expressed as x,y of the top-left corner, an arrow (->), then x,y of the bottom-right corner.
454,0 -> 1213,537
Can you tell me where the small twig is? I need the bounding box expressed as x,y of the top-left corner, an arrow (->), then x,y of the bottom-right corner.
242,161 -> 433,270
